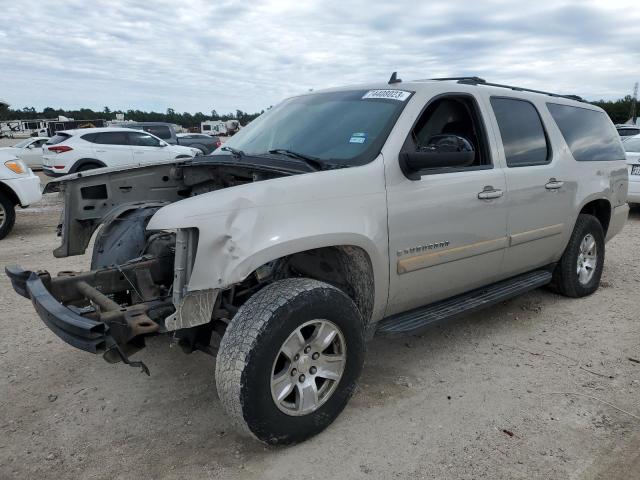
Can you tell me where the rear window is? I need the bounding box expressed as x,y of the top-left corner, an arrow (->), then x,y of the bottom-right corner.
143,125 -> 172,140
46,133 -> 71,145
490,97 -> 550,167
547,103 -> 625,161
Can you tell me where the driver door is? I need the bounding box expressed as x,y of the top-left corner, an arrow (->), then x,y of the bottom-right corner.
127,131 -> 169,164
385,93 -> 508,316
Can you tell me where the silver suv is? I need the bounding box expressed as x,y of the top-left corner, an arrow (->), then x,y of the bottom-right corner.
6,76 -> 629,444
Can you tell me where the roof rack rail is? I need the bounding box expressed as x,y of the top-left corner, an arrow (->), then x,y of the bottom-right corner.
430,77 -> 585,102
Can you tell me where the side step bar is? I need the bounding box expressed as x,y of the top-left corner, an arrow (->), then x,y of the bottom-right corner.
376,270 -> 553,336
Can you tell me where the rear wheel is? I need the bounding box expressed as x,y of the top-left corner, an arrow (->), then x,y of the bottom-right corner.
0,191 -> 16,240
551,214 -> 605,297
215,278 -> 365,444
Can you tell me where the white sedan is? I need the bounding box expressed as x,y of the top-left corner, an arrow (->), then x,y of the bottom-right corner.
0,137 -> 49,169
0,150 -> 42,239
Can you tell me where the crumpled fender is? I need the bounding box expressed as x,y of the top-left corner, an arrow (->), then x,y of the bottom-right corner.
146,158 -> 390,321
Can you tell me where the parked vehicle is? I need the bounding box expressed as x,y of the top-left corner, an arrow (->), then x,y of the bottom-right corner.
0,137 -> 49,169
0,151 -> 41,239
201,120 -> 242,137
616,124 -> 640,137
623,134 -> 640,205
6,76 -> 629,444
176,132 -> 222,151
41,127 -> 199,177
119,122 -> 220,154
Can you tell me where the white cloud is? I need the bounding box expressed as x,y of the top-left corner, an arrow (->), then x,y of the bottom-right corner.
0,0 -> 638,113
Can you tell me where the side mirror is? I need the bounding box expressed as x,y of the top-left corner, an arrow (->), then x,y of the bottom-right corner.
400,134 -> 475,180
27,144 -> 35,149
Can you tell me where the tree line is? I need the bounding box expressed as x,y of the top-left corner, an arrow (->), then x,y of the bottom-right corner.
0,104 -> 264,128
0,96 -> 637,127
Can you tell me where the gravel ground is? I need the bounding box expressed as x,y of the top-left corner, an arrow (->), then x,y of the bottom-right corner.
1,184 -> 639,479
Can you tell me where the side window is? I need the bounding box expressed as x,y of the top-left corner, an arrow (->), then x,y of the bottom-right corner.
128,131 -> 162,147
81,133 -> 98,143
144,125 -> 172,140
404,95 -> 491,171
490,98 -> 549,167
547,103 -> 626,161
95,132 -> 129,145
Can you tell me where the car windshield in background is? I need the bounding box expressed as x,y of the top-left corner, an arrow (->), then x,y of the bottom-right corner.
13,139 -> 33,148
623,138 -> 640,152
214,89 -> 412,166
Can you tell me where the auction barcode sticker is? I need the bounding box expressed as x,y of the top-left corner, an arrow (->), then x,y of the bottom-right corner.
362,89 -> 411,101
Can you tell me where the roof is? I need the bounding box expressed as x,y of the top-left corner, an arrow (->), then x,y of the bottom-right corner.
57,126 -> 142,135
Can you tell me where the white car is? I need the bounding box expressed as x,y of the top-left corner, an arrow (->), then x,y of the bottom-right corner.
0,151 -> 42,239
623,134 -> 640,204
42,127 -> 200,177
0,137 -> 49,169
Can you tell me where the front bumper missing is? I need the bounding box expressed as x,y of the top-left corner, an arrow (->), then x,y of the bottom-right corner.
5,261 -> 173,374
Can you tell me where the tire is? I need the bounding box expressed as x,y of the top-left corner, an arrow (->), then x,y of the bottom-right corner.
215,278 -> 365,444
551,214 -> 605,297
76,163 -> 101,173
0,191 -> 16,240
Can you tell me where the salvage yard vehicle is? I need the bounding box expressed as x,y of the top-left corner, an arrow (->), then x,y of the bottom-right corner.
118,122 -> 221,155
0,136 -> 49,169
6,76 -> 629,444
0,151 -> 41,239
42,127 -> 199,176
623,134 -> 640,205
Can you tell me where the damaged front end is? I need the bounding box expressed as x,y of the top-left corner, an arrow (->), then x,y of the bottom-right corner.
6,158 -> 301,372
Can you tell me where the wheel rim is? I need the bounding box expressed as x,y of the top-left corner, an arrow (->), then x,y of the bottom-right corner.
577,233 -> 597,285
270,319 -> 346,416
0,202 -> 5,229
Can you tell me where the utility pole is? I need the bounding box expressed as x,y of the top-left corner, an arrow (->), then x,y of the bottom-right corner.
631,82 -> 638,124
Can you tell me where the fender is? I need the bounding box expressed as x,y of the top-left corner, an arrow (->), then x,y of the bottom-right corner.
147,158 -> 391,321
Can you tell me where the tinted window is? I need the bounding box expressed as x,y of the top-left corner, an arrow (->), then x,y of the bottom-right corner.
547,103 -> 625,161
624,138 -> 640,153
94,132 -> 129,145
46,133 -> 71,145
128,131 -> 162,147
618,128 -> 640,137
81,133 -> 98,143
143,125 -> 172,140
202,125 -> 211,131
490,98 -> 549,167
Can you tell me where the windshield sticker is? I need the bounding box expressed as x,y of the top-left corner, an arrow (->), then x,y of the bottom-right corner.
362,89 -> 411,101
349,132 -> 367,144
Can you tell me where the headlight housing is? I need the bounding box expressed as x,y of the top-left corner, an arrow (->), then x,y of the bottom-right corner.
4,159 -> 27,175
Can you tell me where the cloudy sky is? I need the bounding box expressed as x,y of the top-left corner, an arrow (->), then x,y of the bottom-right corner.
1,0 -> 639,114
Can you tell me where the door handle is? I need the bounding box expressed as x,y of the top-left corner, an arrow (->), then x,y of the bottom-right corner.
477,187 -> 503,200
545,178 -> 564,190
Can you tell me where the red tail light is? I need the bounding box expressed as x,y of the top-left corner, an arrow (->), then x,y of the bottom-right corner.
215,140 -> 222,148
48,145 -> 73,153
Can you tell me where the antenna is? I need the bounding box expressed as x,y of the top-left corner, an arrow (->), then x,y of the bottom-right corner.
388,72 -> 402,84
630,82 -> 638,124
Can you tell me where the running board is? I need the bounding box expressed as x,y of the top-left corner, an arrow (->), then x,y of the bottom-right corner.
376,270 -> 553,336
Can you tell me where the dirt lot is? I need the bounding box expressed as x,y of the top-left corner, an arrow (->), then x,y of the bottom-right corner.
1,180 -> 639,479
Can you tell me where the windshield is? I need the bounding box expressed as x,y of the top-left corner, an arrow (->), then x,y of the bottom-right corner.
13,139 -> 32,148
623,138 -> 640,153
214,89 -> 412,166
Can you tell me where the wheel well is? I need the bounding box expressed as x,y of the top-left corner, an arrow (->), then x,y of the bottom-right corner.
580,199 -> 611,235
70,159 -> 106,173
243,246 -> 375,325
0,182 -> 19,206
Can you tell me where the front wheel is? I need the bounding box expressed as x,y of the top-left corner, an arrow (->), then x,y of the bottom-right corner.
215,278 -> 365,444
0,191 -> 16,240
551,214 -> 605,297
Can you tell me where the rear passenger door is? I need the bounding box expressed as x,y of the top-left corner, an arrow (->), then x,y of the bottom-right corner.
92,132 -> 134,167
486,96 -> 576,276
